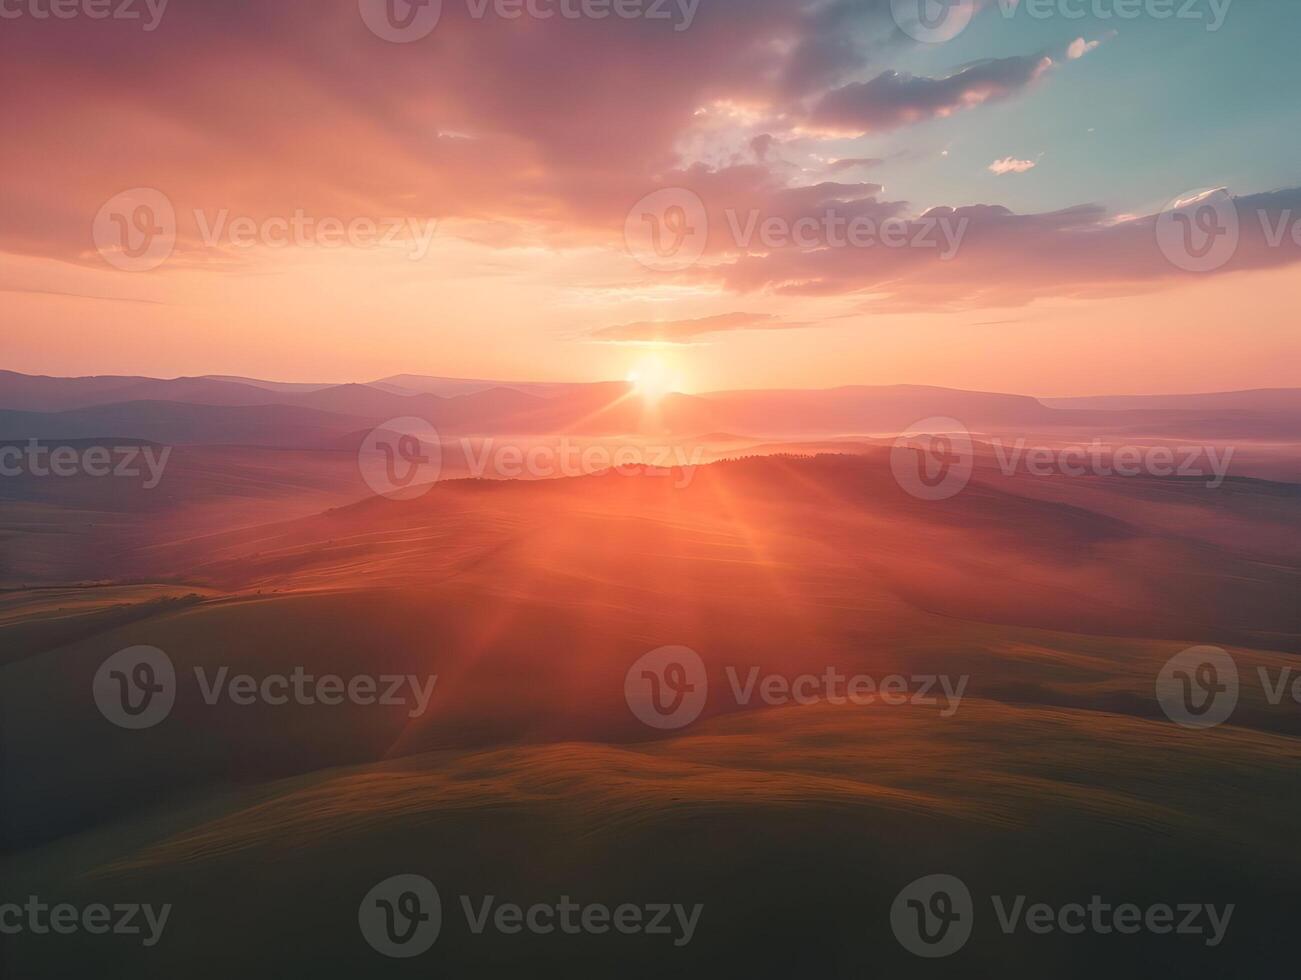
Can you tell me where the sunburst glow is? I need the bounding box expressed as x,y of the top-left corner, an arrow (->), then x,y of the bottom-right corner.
626,356 -> 681,402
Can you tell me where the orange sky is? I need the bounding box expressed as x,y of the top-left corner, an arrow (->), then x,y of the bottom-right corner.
4,240 -> 1298,395
3,1 -> 1299,396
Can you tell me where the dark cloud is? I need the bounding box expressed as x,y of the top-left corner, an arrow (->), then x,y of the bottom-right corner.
811,56 -> 1052,133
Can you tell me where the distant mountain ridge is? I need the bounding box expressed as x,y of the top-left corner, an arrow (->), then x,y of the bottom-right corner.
0,371 -> 1298,444
1042,389 -> 1301,412
373,374 -> 573,398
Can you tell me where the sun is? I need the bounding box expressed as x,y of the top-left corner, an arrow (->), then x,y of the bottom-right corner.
626,356 -> 680,402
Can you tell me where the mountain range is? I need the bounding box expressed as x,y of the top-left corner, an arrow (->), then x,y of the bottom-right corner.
3,370 -> 1299,445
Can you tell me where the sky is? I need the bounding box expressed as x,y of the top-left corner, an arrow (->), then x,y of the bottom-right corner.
2,0 -> 1299,395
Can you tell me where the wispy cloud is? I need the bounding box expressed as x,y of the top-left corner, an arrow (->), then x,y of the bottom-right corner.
591,312 -> 809,343
988,156 -> 1039,175
825,157 -> 885,173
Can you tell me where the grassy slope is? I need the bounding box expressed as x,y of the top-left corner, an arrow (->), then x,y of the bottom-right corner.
3,701 -> 1297,977
2,456 -> 1299,977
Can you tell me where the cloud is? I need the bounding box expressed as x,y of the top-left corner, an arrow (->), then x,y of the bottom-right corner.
988,157 -> 1038,175
826,157 -> 885,173
0,286 -> 167,306
591,312 -> 806,342
0,0 -> 1097,280
0,0 -> 905,263
751,134 -> 777,161
1067,37 -> 1102,60
1065,31 -> 1116,61
810,56 -> 1053,134
4,0 -> 1285,322
696,188 -> 1301,311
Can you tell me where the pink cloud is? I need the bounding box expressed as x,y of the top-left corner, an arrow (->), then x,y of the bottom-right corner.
988,157 -> 1038,175
2,1 -> 1293,319
1068,37 -> 1102,60
699,190 -> 1301,310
